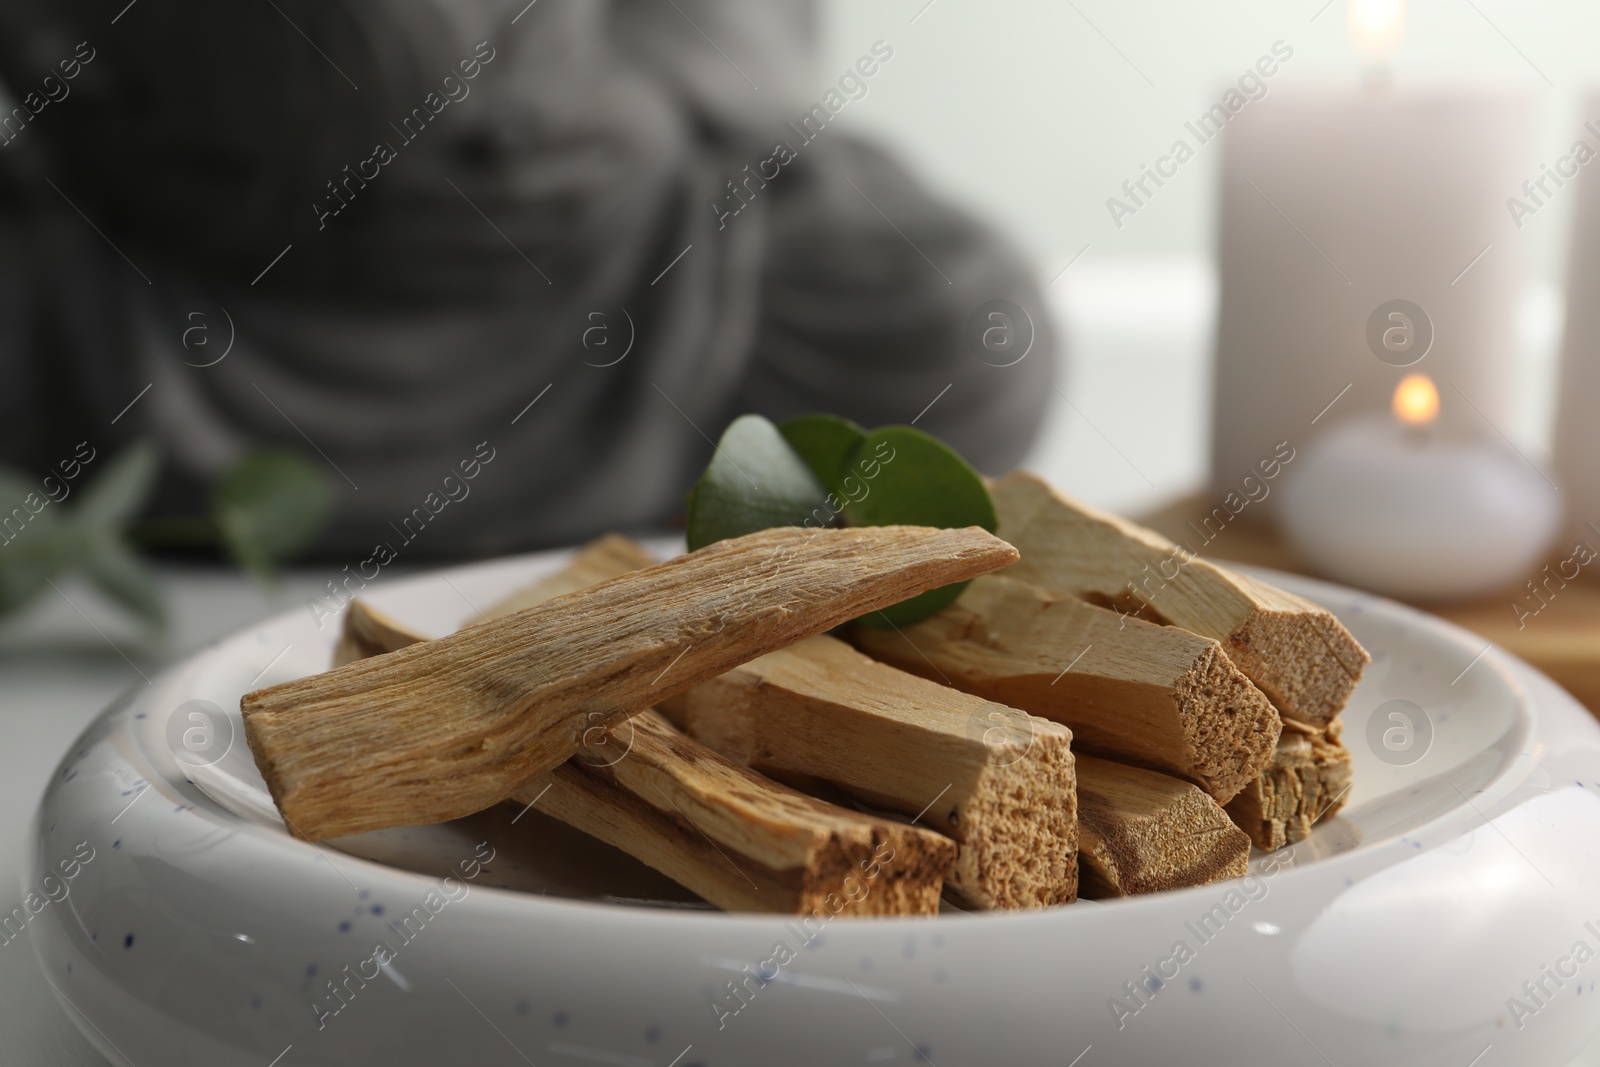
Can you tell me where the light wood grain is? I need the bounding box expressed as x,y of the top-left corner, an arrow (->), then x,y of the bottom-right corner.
511,711 -> 956,915
1224,719 -> 1352,851
1140,495 -> 1600,720
852,573 -> 1281,803
662,635 -> 1078,910
333,602 -> 430,667
498,537 -> 1077,910
484,533 -> 661,619
1075,754 -> 1250,897
242,524 -> 1019,840
339,545 -> 958,914
993,472 -> 1368,726
498,539 -> 954,913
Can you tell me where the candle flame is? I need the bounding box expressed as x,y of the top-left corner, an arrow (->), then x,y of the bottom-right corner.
1393,373 -> 1439,427
1349,0 -> 1405,57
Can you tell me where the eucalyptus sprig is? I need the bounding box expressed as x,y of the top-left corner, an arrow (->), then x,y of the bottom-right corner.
686,413 -> 996,626
0,441 -> 334,626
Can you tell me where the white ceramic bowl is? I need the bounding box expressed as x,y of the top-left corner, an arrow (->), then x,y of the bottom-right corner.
24,546 -> 1600,1066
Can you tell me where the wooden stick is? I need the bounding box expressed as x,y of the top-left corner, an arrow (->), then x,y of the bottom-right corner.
991,472 -> 1369,726
335,584 -> 957,914
333,602 -> 430,667
852,574 -> 1281,803
331,536 -> 660,669
242,524 -> 1019,840
477,537 -> 1076,910
1075,754 -> 1250,897
1224,719 -> 1352,851
484,533 -> 662,619
662,636 -> 1077,910
511,711 -> 957,914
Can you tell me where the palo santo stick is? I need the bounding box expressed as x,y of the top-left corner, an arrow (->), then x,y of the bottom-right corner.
991,472 -> 1369,726
853,574 -> 1280,803
663,636 -> 1078,910
493,537 -> 1077,910
511,711 -> 957,914
330,535 -> 659,668
1075,754 -> 1250,897
484,533 -> 661,619
1225,719 -> 1352,851
333,602 -> 430,667
242,525 -> 1019,840
336,564 -> 955,914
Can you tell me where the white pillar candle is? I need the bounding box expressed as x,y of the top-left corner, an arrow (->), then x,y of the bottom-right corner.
1212,89 -> 1533,510
1280,374 -> 1562,602
1552,91 -> 1600,546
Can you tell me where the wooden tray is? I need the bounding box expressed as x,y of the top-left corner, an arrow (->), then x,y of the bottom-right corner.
1138,497 -> 1600,716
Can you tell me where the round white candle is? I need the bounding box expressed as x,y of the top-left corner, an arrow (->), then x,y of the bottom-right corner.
1280,375 -> 1562,602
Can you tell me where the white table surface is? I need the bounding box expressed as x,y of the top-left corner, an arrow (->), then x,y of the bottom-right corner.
1,257 -> 1588,1066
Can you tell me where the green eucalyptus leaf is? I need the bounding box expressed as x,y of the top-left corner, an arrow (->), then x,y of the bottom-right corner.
213,450 -> 335,581
841,425 -> 997,627
74,440 -> 161,532
686,415 -> 830,551
778,414 -> 867,497
82,537 -> 166,626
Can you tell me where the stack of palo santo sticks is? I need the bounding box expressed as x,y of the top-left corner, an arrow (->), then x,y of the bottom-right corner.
241,473 -> 1366,917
